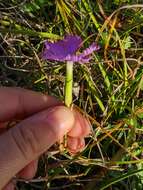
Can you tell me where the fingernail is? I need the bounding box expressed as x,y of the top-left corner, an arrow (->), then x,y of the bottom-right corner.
67,137 -> 85,154
67,137 -> 78,151
77,138 -> 85,149
82,118 -> 92,137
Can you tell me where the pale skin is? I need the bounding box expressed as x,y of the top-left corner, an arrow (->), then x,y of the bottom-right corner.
0,87 -> 91,190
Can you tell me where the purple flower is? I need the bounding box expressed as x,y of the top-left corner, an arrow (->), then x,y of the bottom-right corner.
41,35 -> 100,63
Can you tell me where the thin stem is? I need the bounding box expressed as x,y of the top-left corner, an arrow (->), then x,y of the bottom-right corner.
65,61 -> 73,107
60,61 -> 73,152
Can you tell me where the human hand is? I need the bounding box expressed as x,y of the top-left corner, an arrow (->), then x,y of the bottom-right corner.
0,87 -> 90,190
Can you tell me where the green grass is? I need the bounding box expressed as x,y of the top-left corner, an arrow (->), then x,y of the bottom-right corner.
0,0 -> 143,189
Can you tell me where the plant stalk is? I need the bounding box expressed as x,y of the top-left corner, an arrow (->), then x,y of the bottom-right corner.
65,61 -> 73,107
59,61 -> 73,152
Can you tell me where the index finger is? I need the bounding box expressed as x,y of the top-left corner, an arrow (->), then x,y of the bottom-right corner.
0,87 -> 61,122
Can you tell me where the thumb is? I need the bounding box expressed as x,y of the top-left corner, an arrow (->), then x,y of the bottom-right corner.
0,106 -> 74,189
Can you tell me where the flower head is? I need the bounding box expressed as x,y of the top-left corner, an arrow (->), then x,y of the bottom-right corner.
42,35 -> 100,63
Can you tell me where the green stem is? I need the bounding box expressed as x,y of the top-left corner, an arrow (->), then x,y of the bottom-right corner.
65,61 -> 73,107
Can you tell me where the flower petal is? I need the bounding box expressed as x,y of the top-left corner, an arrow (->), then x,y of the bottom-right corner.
64,42 -> 100,63
65,54 -> 91,63
77,43 -> 100,63
81,43 -> 100,57
65,55 -> 81,62
42,35 -> 82,61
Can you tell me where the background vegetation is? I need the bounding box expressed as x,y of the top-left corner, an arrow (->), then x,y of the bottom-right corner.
0,0 -> 143,189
